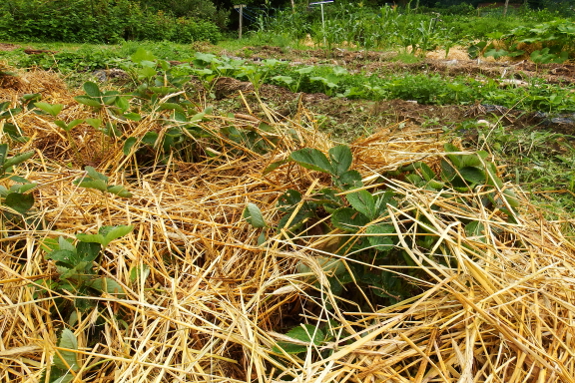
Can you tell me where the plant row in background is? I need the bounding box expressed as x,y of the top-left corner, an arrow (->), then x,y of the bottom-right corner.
253,2 -> 574,58
0,0 -> 222,44
174,52 -> 575,113
4,47 -> 575,114
468,19 -> 575,63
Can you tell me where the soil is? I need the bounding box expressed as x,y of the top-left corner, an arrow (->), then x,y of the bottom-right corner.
231,45 -> 575,86
210,76 -> 575,142
0,43 -> 19,51
206,45 -> 575,140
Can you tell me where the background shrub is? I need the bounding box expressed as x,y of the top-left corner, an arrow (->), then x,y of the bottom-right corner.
0,0 -> 222,44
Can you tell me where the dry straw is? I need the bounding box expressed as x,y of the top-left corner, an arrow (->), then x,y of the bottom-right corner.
1,69 -> 575,383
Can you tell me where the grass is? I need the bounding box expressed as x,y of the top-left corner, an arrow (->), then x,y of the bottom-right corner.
453,119 -> 575,230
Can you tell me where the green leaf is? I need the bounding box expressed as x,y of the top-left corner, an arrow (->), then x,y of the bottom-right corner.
486,163 -> 503,188
189,111 -> 206,123
123,113 -> 141,121
272,75 -> 294,85
131,48 -> 156,64
278,210 -> 313,233
3,123 -> 29,143
76,241 -> 101,264
366,224 -> 396,252
406,173 -> 423,186
427,179 -> 445,190
459,167 -> 486,186
174,111 -> 187,123
20,93 -> 42,104
286,324 -> 325,345
243,203 -> 266,228
75,233 -> 106,246
444,143 -> 462,163
54,120 -> 68,131
0,144 -> 7,166
130,264 -> 150,284
295,66 -> 314,75
257,231 -> 266,246
160,103 -> 185,114
272,342 -> 307,354
484,48 -> 508,59
87,166 -> 108,181
465,220 -> 485,238
50,367 -> 74,383
328,145 -> 352,176
58,236 -> 76,253
504,189 -> 520,208
142,132 -> 159,146
75,179 -> 108,192
459,153 -> 486,168
114,96 -> 129,112
138,67 -> 157,79
440,159 -> 457,182
278,189 -> 302,211
106,185 -> 132,198
53,329 -> 78,372
45,249 -> 77,267
331,208 -> 370,233
346,190 -> 376,220
17,182 -> 36,193
74,95 -> 102,108
263,159 -> 288,175
88,277 -> 125,296
34,102 -> 63,117
83,81 -> 101,97
74,167 -> 109,192
85,118 -> 102,129
99,225 -> 134,248
68,119 -> 84,130
290,148 -> 333,174
123,137 -> 138,155
102,90 -> 119,106
336,169 -> 363,188
3,150 -> 34,171
273,323 -> 326,354
415,162 -> 436,181
5,193 -> 34,214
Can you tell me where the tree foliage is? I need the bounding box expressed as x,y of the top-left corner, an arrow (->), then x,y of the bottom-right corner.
0,0 -> 224,43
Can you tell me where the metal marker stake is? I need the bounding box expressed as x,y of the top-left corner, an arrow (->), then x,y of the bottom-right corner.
234,4 -> 246,39
309,1 -> 334,46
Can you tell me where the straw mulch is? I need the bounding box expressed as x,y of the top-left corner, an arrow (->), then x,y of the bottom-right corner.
1,70 -> 575,383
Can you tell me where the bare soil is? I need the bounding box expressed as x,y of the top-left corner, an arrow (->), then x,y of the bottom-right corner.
210,76 -> 575,141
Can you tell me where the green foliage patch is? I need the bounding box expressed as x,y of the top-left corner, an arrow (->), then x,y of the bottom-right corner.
0,0 -> 221,44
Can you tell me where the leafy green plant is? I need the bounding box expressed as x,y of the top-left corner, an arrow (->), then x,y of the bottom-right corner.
530,48 -> 569,64
272,323 -> 332,355
0,100 -> 28,143
73,166 -> 132,198
37,226 -> 133,320
269,145 -> 411,305
43,328 -> 80,383
402,143 -> 519,221
0,144 -> 36,223
75,81 -> 139,123
0,0 -> 222,45
237,59 -> 281,94
270,141 -> 523,311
